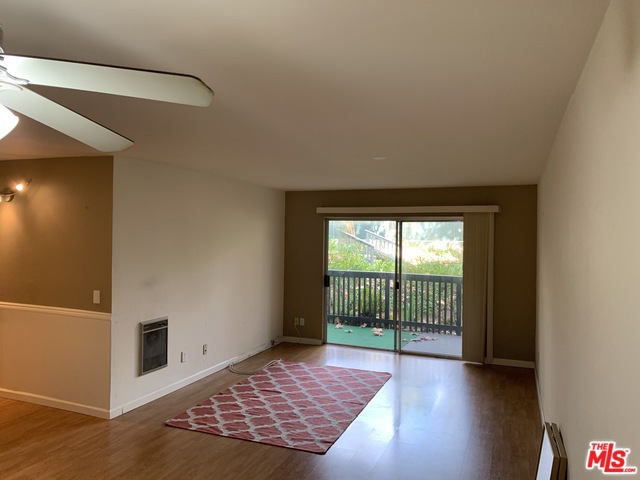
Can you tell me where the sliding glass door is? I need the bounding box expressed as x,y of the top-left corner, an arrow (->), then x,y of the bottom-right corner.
325,218 -> 463,358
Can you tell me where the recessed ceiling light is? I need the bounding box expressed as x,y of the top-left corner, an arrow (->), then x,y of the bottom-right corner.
371,156 -> 387,161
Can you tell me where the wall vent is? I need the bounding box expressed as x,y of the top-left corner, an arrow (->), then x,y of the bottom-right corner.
140,317 -> 168,375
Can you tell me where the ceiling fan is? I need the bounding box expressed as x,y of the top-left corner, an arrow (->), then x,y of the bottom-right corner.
0,24 -> 213,152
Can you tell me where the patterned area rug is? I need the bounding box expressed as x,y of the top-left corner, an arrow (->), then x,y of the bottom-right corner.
165,360 -> 391,454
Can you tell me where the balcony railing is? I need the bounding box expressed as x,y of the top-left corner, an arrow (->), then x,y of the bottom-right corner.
327,270 -> 462,335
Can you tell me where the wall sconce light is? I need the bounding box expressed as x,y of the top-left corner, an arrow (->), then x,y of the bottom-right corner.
0,179 -> 31,202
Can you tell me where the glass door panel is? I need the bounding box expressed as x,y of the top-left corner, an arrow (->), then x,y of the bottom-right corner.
398,220 -> 463,358
325,220 -> 397,351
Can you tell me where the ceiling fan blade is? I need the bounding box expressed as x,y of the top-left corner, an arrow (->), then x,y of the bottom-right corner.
0,54 -> 214,107
0,87 -> 134,152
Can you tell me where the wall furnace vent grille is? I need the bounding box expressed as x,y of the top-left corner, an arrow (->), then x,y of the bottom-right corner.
140,317 -> 168,375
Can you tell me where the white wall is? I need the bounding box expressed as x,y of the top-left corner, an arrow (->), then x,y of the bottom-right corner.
0,302 -> 111,417
110,157 -> 284,415
538,2 -> 640,478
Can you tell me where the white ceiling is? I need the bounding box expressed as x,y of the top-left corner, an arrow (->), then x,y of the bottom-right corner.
0,0 -> 609,191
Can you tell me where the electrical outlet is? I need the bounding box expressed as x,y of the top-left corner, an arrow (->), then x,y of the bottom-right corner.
180,351 -> 186,363
294,317 -> 299,326
203,344 -> 208,355
299,318 -> 305,326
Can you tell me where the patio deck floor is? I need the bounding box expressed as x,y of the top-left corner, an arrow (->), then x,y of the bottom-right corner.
401,331 -> 462,357
327,323 -> 462,358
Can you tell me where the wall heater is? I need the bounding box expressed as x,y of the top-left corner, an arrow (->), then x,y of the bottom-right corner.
140,317 -> 168,375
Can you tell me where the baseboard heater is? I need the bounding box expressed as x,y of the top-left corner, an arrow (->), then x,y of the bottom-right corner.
140,317 -> 168,375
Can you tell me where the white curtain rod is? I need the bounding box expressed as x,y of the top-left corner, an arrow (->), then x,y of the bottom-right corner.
316,205 -> 500,214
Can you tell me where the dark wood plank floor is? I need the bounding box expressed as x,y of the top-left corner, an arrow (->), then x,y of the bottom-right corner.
0,343 -> 542,479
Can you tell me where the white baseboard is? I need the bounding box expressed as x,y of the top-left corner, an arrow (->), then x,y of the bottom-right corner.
0,388 -> 111,419
110,340 -> 275,419
274,336 -> 322,346
486,357 -> 535,369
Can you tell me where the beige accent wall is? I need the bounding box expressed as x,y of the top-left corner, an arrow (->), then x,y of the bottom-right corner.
538,2 -> 640,477
284,185 -> 537,362
0,156 -> 113,313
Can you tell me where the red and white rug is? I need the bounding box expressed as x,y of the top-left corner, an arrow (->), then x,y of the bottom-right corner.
165,360 -> 391,454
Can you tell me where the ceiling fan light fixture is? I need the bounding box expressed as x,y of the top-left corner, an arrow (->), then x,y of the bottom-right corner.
0,103 -> 18,140
0,23 -> 213,151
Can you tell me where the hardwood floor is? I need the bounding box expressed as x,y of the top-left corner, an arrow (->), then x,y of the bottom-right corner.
0,343 -> 542,479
